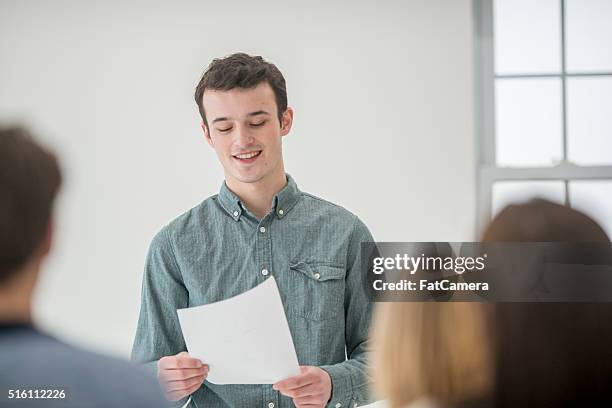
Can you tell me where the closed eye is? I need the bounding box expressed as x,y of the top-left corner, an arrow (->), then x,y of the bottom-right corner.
250,121 -> 266,127
217,127 -> 232,133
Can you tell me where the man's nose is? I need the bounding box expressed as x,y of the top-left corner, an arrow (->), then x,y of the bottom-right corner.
234,124 -> 254,146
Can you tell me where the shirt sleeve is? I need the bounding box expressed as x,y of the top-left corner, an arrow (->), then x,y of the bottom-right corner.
320,216 -> 376,408
131,226 -> 191,408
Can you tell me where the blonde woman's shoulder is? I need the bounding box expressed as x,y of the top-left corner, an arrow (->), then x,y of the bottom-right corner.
358,398 -> 441,408
403,397 -> 444,408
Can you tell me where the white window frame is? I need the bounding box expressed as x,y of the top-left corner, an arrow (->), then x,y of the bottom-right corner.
473,0 -> 612,235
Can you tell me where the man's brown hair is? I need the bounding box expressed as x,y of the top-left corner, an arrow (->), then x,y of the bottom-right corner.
0,126 -> 62,283
194,52 -> 288,129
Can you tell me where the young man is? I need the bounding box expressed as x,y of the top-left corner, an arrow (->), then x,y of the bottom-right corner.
0,126 -> 169,408
132,53 -> 374,408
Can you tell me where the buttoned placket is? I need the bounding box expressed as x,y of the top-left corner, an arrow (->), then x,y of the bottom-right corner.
217,177 -> 299,407
256,210 -> 280,407
256,214 -> 273,283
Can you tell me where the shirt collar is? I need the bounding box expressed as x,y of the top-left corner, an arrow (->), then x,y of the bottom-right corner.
0,320 -> 35,333
273,174 -> 301,219
217,174 -> 301,221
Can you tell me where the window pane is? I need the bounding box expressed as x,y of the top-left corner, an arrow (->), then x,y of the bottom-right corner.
569,180 -> 612,239
566,0 -> 612,72
492,180 -> 565,218
495,78 -> 563,167
494,0 -> 561,74
567,77 -> 612,165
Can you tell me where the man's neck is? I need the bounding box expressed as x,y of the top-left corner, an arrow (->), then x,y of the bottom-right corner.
0,264 -> 36,324
226,170 -> 288,220
0,302 -> 31,324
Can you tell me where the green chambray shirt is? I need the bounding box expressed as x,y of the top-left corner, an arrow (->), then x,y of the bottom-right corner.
132,174 -> 374,408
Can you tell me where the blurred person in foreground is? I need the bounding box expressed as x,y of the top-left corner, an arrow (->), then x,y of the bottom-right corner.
482,199 -> 612,407
0,126 -> 168,407
370,301 -> 492,408
371,199 -> 612,408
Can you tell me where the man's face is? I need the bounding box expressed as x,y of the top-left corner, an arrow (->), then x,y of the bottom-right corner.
202,82 -> 293,186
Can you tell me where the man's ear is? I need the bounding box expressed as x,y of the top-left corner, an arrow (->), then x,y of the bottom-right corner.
280,107 -> 294,137
202,123 -> 214,147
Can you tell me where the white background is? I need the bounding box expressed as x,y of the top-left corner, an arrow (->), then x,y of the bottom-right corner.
0,0 -> 475,359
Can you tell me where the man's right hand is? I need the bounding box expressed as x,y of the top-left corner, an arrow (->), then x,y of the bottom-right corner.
157,351 -> 209,401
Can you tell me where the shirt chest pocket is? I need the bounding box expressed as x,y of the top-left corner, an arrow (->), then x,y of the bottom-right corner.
287,262 -> 346,321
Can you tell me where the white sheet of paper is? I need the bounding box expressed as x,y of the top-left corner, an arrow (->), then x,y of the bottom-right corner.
177,276 -> 300,384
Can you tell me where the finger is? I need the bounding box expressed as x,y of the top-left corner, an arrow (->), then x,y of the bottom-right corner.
175,357 -> 204,369
165,374 -> 206,392
159,355 -> 204,370
276,384 -> 313,399
291,384 -> 323,399
165,374 -> 206,393
159,353 -> 190,369
161,366 -> 208,381
273,374 -> 313,391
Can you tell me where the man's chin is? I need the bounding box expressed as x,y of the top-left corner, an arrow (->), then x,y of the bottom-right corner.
231,171 -> 265,185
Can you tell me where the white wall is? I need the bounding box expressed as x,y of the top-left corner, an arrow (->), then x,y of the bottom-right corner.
0,0 -> 475,357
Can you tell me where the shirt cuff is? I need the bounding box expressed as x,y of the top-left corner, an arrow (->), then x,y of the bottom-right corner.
320,364 -> 353,408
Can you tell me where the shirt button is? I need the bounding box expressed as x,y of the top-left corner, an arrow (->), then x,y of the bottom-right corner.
260,226 -> 266,233
261,269 -> 269,276
335,403 -> 342,408
278,209 -> 284,215
268,403 -> 275,408
233,210 -> 239,217
314,272 -> 321,280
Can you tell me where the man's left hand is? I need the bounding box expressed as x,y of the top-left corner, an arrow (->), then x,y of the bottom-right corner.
273,366 -> 332,408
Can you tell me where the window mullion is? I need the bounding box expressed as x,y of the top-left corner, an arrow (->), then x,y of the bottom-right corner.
560,0 -> 568,162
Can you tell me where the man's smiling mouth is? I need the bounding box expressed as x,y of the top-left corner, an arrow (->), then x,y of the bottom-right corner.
232,150 -> 262,162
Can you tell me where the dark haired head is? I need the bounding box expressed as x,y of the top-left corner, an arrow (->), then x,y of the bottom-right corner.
482,200 -> 612,407
0,126 -> 62,284
194,53 -> 288,129
483,198 -> 609,242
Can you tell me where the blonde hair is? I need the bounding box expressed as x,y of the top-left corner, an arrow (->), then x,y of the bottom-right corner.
370,302 -> 491,408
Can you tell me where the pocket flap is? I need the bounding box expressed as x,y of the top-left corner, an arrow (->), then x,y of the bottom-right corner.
289,262 -> 345,282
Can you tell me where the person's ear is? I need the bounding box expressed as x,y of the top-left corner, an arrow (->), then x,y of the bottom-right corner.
202,123 -> 214,147
280,107 -> 294,137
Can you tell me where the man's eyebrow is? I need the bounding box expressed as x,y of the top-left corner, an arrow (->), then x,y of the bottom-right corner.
211,111 -> 270,125
211,116 -> 230,125
247,110 -> 271,117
